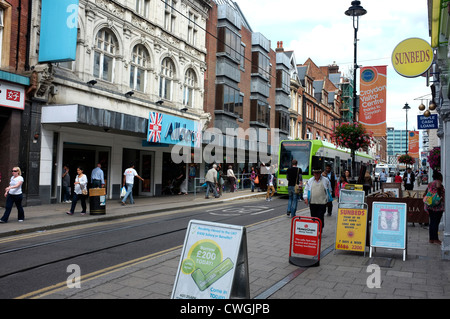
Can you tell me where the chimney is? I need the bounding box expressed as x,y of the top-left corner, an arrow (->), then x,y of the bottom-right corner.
276,41 -> 284,53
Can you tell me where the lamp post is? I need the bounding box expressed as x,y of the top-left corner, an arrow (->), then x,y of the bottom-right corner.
345,1 -> 366,178
345,1 -> 367,123
403,102 -> 411,155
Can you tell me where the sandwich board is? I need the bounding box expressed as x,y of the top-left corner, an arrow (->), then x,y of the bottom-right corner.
289,216 -> 322,267
171,220 -> 249,299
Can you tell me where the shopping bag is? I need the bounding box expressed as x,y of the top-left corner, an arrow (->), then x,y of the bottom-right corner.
120,186 -> 126,198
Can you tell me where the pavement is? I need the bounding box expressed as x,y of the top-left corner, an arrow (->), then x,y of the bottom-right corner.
2,184 -> 450,299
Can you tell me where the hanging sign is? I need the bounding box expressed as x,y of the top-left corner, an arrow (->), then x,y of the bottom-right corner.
289,216 -> 322,267
370,202 -> 408,261
171,220 -> 249,299
335,206 -> 368,253
391,38 -> 433,78
417,114 -> 438,130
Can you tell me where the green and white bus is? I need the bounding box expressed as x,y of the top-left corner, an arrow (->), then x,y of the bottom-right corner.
276,140 -> 374,194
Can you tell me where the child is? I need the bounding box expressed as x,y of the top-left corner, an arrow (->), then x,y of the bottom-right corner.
335,174 -> 348,201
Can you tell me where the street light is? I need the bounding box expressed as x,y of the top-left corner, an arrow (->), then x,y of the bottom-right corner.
345,1 -> 367,123
403,102 -> 411,154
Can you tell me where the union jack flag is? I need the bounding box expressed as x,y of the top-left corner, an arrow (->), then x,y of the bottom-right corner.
148,112 -> 163,143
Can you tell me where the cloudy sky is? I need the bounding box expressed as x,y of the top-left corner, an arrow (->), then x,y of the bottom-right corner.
235,0 -> 431,131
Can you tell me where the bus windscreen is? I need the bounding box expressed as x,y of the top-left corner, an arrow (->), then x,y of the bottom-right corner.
279,141 -> 311,175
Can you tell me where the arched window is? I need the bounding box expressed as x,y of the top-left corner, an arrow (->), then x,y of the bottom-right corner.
130,44 -> 149,92
183,68 -> 197,107
159,57 -> 175,100
93,28 -> 118,82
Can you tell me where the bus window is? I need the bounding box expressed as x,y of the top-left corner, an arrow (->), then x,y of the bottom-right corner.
279,141 -> 311,175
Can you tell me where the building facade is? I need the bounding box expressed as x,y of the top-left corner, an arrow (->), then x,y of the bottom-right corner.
28,0 -> 212,204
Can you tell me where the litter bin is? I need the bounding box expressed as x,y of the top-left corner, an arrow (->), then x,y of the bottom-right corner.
89,188 -> 106,215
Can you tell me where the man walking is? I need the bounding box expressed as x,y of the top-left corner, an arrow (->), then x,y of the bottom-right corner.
62,164 -> 71,203
266,168 -> 275,202
403,167 -> 415,191
122,163 -> 144,205
205,164 -> 219,199
286,160 -> 302,218
91,162 -> 105,188
304,167 -> 332,229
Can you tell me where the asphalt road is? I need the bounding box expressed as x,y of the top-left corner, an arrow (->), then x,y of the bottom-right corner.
0,196 -> 305,299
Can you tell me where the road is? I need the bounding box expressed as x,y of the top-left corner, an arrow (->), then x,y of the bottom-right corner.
0,196 -> 303,299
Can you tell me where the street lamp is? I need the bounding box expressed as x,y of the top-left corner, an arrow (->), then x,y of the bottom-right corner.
403,102 -> 411,154
345,1 -> 367,123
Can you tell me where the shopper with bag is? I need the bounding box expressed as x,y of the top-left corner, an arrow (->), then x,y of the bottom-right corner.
286,160 -> 302,218
423,171 -> 445,244
66,167 -> 88,216
0,167 -> 25,223
304,167 -> 332,229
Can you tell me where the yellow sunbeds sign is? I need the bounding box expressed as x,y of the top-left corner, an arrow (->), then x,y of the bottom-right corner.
392,38 -> 433,78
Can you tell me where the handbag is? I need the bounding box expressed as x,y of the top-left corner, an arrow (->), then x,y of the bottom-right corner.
254,176 -> 259,184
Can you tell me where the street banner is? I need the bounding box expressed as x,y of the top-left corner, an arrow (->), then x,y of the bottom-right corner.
289,216 -> 322,267
335,207 -> 368,253
408,131 -> 419,158
171,220 -> 249,299
359,66 -> 387,137
370,202 -> 407,261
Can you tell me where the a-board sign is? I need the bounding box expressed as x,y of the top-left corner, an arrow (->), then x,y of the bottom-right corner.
171,220 -> 249,299
335,207 -> 368,253
289,216 -> 322,267
370,202 -> 407,261
344,184 -> 363,191
339,189 -> 365,204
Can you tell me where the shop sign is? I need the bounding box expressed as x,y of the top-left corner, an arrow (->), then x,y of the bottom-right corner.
39,0 -> 79,63
0,81 -> 25,110
171,220 -> 249,299
391,38 -> 433,78
289,216 -> 322,267
417,114 -> 438,130
147,111 -> 202,147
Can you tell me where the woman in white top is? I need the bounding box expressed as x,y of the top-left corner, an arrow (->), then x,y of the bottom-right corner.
66,167 -> 88,216
227,165 -> 237,192
1,167 -> 25,223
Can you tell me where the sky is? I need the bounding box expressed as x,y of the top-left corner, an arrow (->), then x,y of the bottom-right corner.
235,0 -> 431,132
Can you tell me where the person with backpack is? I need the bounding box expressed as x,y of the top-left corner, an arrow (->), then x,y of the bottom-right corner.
423,171 -> 445,244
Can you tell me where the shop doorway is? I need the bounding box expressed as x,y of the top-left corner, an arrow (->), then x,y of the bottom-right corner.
140,152 -> 153,196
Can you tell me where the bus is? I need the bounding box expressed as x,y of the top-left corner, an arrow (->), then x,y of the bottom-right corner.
276,140 -> 374,194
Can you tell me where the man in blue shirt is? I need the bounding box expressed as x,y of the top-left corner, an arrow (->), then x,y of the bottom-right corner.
91,163 -> 105,188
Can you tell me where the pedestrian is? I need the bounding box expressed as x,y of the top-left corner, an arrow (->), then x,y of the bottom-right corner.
122,163 -> 144,205
379,169 -> 387,187
0,167 -> 25,223
424,171 -> 445,244
266,169 -> 275,201
324,164 -> 336,216
286,160 -> 302,218
304,167 -> 332,229
394,172 -> 402,183
91,162 -> 105,188
227,165 -> 236,192
403,167 -> 415,191
177,165 -> 188,195
335,174 -> 348,201
250,166 -> 256,192
62,164 -> 71,203
205,164 -> 219,199
217,164 -> 224,197
66,167 -> 88,216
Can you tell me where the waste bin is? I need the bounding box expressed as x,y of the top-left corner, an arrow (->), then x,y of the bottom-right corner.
89,188 -> 106,215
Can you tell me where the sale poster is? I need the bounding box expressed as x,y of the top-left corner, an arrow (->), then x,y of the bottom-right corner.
172,220 -> 246,299
335,208 -> 368,252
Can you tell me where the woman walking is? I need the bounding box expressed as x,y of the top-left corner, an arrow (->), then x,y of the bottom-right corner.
0,167 -> 25,223
424,171 -> 445,244
66,167 -> 88,216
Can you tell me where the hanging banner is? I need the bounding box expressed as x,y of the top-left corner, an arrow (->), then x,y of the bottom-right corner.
359,66 -> 387,137
39,0 -> 79,63
408,131 -> 419,158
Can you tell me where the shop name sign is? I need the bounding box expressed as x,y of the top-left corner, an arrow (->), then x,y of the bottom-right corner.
391,38 -> 433,78
147,111 -> 201,147
417,114 -> 438,130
